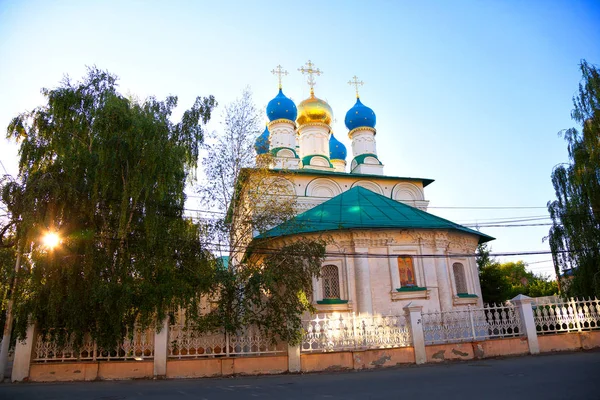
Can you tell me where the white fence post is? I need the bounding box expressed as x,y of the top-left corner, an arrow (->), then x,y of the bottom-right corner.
403,302 -> 426,365
225,332 -> 231,357
511,294 -> 539,354
288,344 -> 301,373
570,298 -> 582,332
153,317 -> 169,378
12,322 -> 37,382
468,305 -> 477,340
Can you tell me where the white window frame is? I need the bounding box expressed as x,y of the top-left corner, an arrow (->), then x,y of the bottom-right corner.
388,245 -> 429,300
449,257 -> 479,305
388,246 -> 425,290
313,258 -> 346,302
448,258 -> 473,295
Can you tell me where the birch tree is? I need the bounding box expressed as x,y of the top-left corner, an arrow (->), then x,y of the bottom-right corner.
197,89 -> 325,344
548,60 -> 600,297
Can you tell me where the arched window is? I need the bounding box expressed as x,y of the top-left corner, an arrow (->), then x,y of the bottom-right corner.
321,265 -> 340,299
453,263 -> 468,294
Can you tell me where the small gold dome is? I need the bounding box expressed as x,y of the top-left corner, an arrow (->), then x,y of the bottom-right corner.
296,91 -> 333,126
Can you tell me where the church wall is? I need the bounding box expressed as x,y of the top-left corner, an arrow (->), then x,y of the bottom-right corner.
282,173 -> 429,213
367,247 -> 392,314
298,230 -> 480,315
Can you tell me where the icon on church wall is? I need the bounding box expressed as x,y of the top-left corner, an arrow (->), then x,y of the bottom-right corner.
398,256 -> 416,287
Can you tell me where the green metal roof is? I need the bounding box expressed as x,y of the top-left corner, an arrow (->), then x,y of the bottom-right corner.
302,155 -> 333,168
216,255 -> 230,270
258,186 -> 494,244
352,153 -> 382,166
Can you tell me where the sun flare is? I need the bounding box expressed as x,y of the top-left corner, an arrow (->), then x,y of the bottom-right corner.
42,232 -> 60,249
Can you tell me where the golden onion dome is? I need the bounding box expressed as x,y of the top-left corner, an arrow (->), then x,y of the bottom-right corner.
296,91 -> 333,126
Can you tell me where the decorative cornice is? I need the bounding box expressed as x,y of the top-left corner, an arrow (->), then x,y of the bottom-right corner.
453,296 -> 479,306
268,118 -> 296,129
298,122 -> 331,132
348,126 -> 376,139
392,289 -> 430,301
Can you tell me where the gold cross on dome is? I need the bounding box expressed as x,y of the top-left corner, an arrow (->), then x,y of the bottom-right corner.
348,75 -> 364,98
271,65 -> 288,89
298,60 -> 322,94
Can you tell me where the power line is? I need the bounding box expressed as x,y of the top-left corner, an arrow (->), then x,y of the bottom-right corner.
0,160 -> 10,176
190,240 -> 592,260
525,259 -> 553,265
186,193 -> 550,210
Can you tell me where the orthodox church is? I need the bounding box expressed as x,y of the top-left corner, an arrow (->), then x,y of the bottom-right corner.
251,61 -> 493,315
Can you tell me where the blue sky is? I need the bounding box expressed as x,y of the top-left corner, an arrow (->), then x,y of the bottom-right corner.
1,0 -> 599,276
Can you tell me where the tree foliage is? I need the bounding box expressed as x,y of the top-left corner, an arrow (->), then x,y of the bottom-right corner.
196,89 -> 325,344
547,60 -> 600,297
1,67 -> 217,348
477,244 -> 558,303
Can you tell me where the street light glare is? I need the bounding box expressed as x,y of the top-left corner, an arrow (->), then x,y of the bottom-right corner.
42,232 -> 60,249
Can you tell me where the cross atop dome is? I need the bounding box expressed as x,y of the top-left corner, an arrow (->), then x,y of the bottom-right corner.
298,60 -> 322,95
271,64 -> 288,89
348,75 -> 364,98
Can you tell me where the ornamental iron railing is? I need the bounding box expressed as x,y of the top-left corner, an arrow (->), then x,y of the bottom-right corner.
33,324 -> 154,363
422,303 -> 522,345
533,297 -> 600,334
167,310 -> 285,359
301,313 -> 412,353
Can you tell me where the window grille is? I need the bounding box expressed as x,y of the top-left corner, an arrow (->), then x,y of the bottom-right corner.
322,265 -> 340,299
453,263 -> 468,294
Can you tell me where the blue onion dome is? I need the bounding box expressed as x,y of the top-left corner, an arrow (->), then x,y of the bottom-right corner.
254,126 -> 270,154
266,89 -> 297,122
329,133 -> 347,160
344,97 -> 376,130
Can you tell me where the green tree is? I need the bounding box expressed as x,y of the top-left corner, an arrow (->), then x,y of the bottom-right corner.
497,261 -> 558,299
1,67 -> 217,349
548,60 -> 600,297
477,244 -> 558,302
477,243 -> 511,303
197,89 -> 325,344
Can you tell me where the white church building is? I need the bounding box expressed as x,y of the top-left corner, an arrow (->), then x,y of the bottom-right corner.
251,61 -> 493,316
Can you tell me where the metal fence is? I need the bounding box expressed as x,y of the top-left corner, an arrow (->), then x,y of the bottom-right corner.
33,297 -> 600,364
168,320 -> 284,359
301,313 -> 412,353
422,303 -> 522,345
533,297 -> 600,335
33,324 -> 154,363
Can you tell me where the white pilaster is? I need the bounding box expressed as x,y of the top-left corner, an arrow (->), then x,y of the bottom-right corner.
153,317 -> 169,377
354,247 -> 373,314
511,294 -> 540,354
12,323 -> 37,382
434,245 -> 452,312
403,302 -> 426,365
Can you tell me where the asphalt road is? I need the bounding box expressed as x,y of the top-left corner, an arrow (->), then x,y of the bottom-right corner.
1,351 -> 599,400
